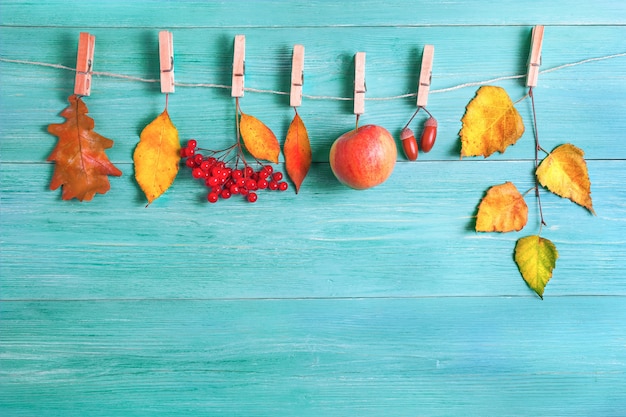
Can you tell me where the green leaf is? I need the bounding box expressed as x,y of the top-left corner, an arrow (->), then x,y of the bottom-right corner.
514,235 -> 559,299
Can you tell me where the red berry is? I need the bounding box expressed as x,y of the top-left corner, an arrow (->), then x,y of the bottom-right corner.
268,181 -> 279,190
207,176 -> 219,187
192,167 -> 204,179
185,158 -> 196,168
278,181 -> 288,191
229,184 -> 240,195
239,187 -> 249,196
207,192 -> 219,203
420,117 -> 438,153
247,192 -> 258,203
400,127 -> 418,161
244,166 -> 254,177
211,166 -> 222,177
246,179 -> 257,190
200,160 -> 211,171
220,189 -> 231,199
257,178 -> 268,189
272,172 -> 283,181
232,169 -> 243,179
187,139 -> 197,149
264,165 -> 274,176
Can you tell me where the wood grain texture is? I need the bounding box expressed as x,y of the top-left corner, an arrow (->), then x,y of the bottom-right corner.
1,0 -> 625,415
1,298 -> 625,417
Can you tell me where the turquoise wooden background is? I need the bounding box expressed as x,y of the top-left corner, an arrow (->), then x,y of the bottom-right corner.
1,1 -> 625,415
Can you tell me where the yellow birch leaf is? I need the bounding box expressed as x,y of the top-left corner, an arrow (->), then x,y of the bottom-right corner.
515,235 -> 559,299
240,113 -> 280,163
284,112 -> 311,193
476,182 -> 528,232
460,86 -> 525,158
536,143 -> 594,214
133,109 -> 181,204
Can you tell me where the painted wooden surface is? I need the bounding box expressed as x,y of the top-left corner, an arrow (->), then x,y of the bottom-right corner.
1,1 -> 625,415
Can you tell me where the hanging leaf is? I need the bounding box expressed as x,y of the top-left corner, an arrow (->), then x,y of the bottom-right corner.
460,86 -> 525,158
47,95 -> 122,201
536,143 -> 594,214
283,112 -> 311,193
239,112 -> 280,163
514,235 -> 559,299
134,109 -> 181,204
476,182 -> 528,232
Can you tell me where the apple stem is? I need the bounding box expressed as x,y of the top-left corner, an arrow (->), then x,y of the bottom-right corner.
355,114 -> 360,131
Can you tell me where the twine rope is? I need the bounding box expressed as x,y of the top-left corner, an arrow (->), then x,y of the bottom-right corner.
1,52 -> 625,101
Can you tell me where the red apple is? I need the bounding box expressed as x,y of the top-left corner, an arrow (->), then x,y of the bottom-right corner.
329,124 -> 397,189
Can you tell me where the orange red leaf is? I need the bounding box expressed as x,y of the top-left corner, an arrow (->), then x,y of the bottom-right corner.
133,109 -> 181,204
47,95 -> 122,201
460,86 -> 525,158
284,112 -> 311,193
239,113 -> 280,164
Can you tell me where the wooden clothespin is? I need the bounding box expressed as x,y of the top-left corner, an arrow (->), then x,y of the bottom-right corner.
353,52 -> 366,115
74,32 -> 96,96
290,44 -> 305,107
526,25 -> 545,88
159,31 -> 175,94
416,45 -> 434,108
232,35 -> 246,97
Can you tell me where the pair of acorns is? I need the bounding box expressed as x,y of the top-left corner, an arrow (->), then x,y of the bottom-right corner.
400,116 -> 437,161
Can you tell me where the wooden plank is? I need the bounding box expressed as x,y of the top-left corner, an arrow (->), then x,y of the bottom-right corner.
1,26 -> 625,163
1,160 -> 623,300
2,0 -> 626,27
1,297 -> 625,416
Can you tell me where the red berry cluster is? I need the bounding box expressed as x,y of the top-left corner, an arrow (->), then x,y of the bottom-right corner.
181,139 -> 288,203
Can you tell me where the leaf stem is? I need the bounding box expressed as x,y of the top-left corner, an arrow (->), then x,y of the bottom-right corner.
529,87 -> 547,227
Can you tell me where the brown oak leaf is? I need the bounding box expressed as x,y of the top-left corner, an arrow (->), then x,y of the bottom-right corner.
47,95 -> 122,201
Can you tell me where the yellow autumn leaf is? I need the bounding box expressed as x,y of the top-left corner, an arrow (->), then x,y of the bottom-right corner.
515,235 -> 559,299
284,112 -> 311,193
460,86 -> 525,158
134,109 -> 181,204
239,113 -> 280,163
476,182 -> 528,232
536,143 -> 594,214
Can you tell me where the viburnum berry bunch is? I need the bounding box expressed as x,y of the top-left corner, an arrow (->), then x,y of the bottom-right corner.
181,139 -> 288,203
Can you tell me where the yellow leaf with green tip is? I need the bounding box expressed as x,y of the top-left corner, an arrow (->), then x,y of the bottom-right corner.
514,235 -> 558,299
